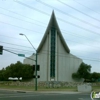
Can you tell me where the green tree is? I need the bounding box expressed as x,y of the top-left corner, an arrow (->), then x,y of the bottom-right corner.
0,61 -> 34,81
91,72 -> 100,82
72,62 -> 91,81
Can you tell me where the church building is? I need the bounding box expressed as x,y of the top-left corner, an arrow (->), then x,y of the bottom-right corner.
23,11 -> 82,82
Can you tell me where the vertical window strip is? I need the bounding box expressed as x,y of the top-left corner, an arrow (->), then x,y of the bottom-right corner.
50,27 -> 56,77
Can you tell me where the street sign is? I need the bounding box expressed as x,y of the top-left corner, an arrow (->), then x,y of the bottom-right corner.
18,54 -> 25,57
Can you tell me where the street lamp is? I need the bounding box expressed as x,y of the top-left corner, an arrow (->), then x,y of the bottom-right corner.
19,33 -> 38,91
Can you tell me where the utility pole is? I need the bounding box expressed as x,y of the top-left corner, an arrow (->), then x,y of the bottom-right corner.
19,33 -> 38,91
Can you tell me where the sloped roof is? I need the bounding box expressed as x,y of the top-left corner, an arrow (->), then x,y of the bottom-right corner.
37,11 -> 70,53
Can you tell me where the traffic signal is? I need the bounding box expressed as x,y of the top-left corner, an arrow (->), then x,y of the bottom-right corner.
33,65 -> 40,71
0,46 -> 3,55
37,65 -> 40,71
33,75 -> 40,78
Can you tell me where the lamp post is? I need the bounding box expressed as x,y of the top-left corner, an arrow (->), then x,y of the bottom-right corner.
19,33 -> 37,91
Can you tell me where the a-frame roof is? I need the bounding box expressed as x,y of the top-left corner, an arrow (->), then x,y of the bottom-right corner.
37,11 -> 70,53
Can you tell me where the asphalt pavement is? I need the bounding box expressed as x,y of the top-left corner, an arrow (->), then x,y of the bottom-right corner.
0,89 -> 94,100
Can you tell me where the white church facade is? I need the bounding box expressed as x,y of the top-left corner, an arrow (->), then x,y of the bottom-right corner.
23,11 -> 82,82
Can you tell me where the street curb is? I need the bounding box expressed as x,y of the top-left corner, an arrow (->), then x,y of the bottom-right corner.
16,91 -> 26,93
0,89 -> 83,94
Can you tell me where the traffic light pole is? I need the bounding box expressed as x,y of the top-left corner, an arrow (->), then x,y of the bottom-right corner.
35,51 -> 37,91
19,33 -> 38,91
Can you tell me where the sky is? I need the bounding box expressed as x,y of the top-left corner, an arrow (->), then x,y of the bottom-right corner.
0,0 -> 100,73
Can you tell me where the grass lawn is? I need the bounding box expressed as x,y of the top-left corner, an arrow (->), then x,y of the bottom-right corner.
92,86 -> 100,92
0,83 -> 100,92
0,84 -> 77,91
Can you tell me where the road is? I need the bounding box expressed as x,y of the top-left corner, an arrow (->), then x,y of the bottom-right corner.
0,90 -> 99,100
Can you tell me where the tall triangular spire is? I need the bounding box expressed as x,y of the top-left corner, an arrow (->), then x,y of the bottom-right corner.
46,10 -> 58,30
37,11 -> 70,53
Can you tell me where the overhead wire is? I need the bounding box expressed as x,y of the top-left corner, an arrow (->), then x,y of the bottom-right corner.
57,0 -> 100,22
0,41 -> 33,49
73,0 -> 100,15
2,41 -> 100,62
0,11 -> 99,43
37,0 -> 100,29
2,42 -> 100,63
15,0 -> 50,16
1,39 -> 100,56
0,12 -> 45,28
0,34 -> 28,41
14,0 -> 100,36
4,46 -> 34,53
0,0 -> 99,41
0,6 -> 46,25
0,0 -> 99,63
1,32 -> 100,49
0,1 -> 100,43
0,21 -> 42,33
34,51 -> 100,62
62,30 -> 100,43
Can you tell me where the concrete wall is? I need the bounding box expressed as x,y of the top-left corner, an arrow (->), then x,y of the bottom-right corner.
38,31 -> 50,81
77,83 -> 92,92
56,32 -> 82,82
23,30 -> 82,82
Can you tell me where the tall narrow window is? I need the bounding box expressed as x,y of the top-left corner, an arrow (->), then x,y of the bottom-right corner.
50,27 -> 56,78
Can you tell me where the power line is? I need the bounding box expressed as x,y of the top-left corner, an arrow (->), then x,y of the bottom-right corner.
0,6 -> 46,25
0,41 -> 33,49
15,0 -> 100,36
0,0 -> 100,41
1,32 -> 100,50
0,25 -> 100,45
58,17 -> 100,36
3,48 -> 35,61
62,30 -> 100,43
4,47 -> 100,62
39,50 -> 100,60
0,0 -> 99,41
57,0 -> 100,22
0,21 -> 42,33
2,43 -> 100,63
65,39 -> 100,49
0,12 -> 45,28
0,34 -> 28,41
36,52 -> 100,62
0,3 -> 98,39
4,46 -> 34,53
0,17 -> 100,44
4,45 -> 100,57
2,39 -> 100,61
0,10 -> 99,42
37,0 -> 100,29
73,0 -> 100,15
15,0 -> 50,16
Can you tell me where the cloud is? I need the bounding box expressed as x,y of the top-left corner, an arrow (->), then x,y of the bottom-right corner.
0,0 -> 100,73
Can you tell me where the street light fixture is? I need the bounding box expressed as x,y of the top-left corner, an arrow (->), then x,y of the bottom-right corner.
19,33 -> 38,91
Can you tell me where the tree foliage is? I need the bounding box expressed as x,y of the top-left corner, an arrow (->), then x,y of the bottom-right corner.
72,62 -> 100,82
91,72 -> 100,82
72,62 -> 91,81
0,61 -> 34,81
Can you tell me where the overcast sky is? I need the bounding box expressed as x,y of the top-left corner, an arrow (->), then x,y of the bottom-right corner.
0,0 -> 100,73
